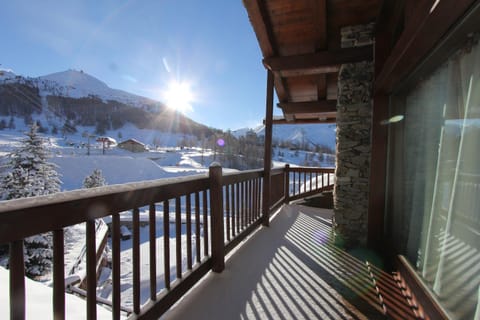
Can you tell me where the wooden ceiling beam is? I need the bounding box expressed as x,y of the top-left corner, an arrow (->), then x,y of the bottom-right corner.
263,45 -> 373,71
278,100 -> 337,114
243,0 -> 277,56
270,117 -> 337,125
243,0 -> 292,102
278,65 -> 340,77
309,0 -> 327,50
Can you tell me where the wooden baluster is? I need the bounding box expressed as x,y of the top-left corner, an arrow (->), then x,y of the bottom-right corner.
186,194 -> 192,270
86,220 -> 96,320
253,179 -> 257,220
132,208 -> 140,314
225,185 -> 230,242
175,197 -> 182,279
9,240 -> 25,320
195,193 -> 201,263
112,213 -> 121,320
249,180 -> 253,224
53,229 -> 65,320
304,171 -> 307,194
203,190 -> 209,257
236,183 -> 240,233
231,184 -> 236,238
308,172 -> 313,191
163,201 -> 170,290
149,204 -> 157,301
243,181 -> 246,228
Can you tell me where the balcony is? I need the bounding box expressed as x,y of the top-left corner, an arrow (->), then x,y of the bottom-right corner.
7,165 -> 413,320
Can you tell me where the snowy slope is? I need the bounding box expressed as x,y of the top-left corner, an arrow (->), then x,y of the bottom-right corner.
52,155 -> 204,191
0,70 -> 16,81
38,70 -> 160,109
0,267 -> 115,320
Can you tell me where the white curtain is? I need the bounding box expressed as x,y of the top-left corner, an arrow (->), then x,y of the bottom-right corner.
389,37 -> 480,319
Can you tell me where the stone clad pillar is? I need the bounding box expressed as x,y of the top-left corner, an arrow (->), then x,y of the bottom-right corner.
334,23 -> 374,247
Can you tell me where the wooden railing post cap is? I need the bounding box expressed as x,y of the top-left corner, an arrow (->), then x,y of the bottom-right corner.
209,162 -> 222,168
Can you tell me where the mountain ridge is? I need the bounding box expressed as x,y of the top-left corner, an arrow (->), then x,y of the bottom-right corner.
0,69 -> 217,138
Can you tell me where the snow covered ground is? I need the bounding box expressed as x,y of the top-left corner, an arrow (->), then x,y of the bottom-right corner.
0,267 -> 116,320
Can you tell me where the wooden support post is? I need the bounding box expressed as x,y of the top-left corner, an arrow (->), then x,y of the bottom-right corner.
86,220 -> 96,320
285,164 -> 290,204
209,163 -> 225,273
10,240 -> 25,320
262,69 -> 274,227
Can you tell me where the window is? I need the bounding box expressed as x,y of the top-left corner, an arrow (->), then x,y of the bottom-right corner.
386,36 -> 480,319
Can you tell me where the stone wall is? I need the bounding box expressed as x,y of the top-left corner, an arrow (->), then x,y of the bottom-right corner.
334,23 -> 374,247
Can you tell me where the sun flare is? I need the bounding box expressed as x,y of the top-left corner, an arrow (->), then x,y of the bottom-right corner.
164,80 -> 194,114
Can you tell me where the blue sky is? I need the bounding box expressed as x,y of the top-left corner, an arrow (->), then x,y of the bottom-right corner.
0,0 -> 280,130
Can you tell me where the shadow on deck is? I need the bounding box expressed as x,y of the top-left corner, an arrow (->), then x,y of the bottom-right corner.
165,204 -> 420,320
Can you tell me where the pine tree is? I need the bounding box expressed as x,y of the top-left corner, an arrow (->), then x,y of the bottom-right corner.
83,169 -> 107,188
1,124 -> 61,277
2,124 -> 61,199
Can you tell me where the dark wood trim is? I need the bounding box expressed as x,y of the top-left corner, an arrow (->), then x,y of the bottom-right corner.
278,100 -> 337,114
262,70 -> 274,227
263,46 -> 373,72
395,255 -> 449,319
270,117 -> 336,125
375,0 -> 478,93
367,94 -> 389,250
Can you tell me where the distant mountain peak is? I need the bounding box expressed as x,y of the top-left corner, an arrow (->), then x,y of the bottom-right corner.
40,69 -> 109,91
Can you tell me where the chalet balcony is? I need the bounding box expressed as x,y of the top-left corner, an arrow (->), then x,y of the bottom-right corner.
0,165 -> 351,318
0,165 -> 425,319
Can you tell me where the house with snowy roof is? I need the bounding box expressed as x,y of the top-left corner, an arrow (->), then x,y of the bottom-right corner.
117,139 -> 148,153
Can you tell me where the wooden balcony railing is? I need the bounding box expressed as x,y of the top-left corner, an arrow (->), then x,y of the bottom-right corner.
285,164 -> 335,202
0,164 -> 335,320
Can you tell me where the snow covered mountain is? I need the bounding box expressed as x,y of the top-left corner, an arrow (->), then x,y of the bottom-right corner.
1,69 -> 162,111
37,70 -> 160,111
0,68 -> 335,151
0,69 -> 215,137
233,123 -> 336,150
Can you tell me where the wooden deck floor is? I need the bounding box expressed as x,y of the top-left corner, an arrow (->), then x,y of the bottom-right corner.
164,204 -> 420,319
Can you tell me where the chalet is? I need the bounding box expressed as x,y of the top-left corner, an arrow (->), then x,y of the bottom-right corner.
95,136 -> 116,148
1,1 -> 479,319
117,139 -> 148,153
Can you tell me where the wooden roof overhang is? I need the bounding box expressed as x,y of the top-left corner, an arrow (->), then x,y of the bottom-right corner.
243,0 -> 382,124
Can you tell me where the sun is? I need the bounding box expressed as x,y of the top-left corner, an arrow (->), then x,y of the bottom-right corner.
164,80 -> 194,114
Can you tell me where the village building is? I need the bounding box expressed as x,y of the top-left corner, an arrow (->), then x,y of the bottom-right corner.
117,138 -> 148,153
